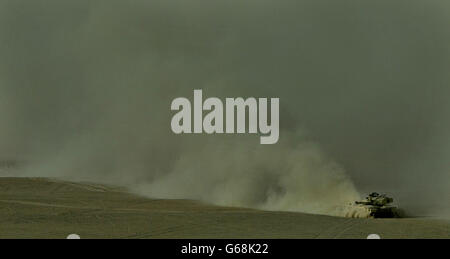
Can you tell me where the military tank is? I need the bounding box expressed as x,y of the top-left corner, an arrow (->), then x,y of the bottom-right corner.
345,192 -> 403,218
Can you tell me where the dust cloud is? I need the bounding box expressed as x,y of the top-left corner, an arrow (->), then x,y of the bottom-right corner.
0,0 -> 449,216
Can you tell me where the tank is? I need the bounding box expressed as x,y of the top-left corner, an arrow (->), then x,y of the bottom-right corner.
345,192 -> 403,218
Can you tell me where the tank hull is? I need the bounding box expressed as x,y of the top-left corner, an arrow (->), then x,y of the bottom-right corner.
344,204 -> 403,218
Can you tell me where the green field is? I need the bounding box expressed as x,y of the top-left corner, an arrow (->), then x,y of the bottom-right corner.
0,177 -> 448,239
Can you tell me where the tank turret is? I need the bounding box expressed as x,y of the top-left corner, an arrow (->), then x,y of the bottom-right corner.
355,192 -> 394,206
